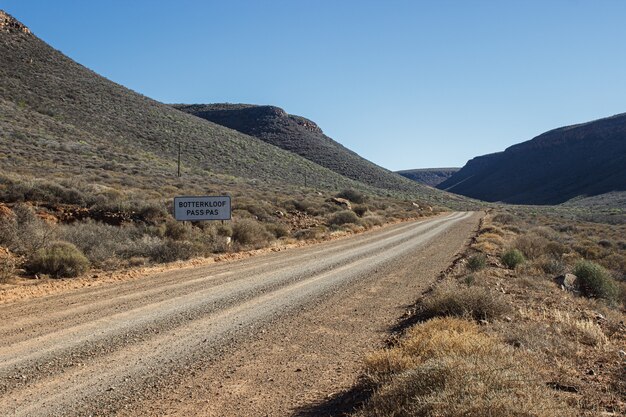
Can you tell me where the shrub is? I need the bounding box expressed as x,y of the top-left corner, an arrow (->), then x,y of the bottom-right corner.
164,221 -> 189,241
492,213 -> 515,225
0,250 -> 16,283
466,253 -> 486,271
26,241 -> 90,278
265,222 -> 289,238
0,203 -> 56,256
361,317 -> 569,417
60,220 -> 134,268
418,284 -> 510,321
501,249 -> 525,269
573,260 -> 620,302
353,205 -> 369,217
148,239 -> 196,263
361,215 -> 384,229
514,233 -> 549,260
328,210 -> 359,226
232,219 -> 273,247
336,189 -> 367,204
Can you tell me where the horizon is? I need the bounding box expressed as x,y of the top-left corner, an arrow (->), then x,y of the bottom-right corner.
3,1 -> 626,171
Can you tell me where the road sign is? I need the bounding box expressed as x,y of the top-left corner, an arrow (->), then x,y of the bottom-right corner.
174,196 -> 231,221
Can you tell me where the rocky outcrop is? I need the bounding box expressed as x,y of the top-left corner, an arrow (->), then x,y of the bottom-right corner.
0,11 -> 31,34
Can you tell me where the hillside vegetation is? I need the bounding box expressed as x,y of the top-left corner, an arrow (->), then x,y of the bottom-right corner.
174,104 -> 461,201
438,113 -> 626,205
0,11 -> 462,284
397,168 -> 459,187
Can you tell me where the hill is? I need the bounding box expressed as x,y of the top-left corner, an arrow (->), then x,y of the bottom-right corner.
438,113 -> 626,205
0,10 -> 470,211
0,11 -> 369,194
173,104 -> 438,195
397,168 -> 459,187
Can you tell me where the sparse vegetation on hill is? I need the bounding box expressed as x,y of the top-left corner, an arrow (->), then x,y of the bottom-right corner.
438,113 -> 626,205
174,104 -> 469,204
396,168 -> 459,187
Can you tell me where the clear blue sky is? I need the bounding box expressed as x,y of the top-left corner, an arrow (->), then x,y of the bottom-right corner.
4,1 -> 626,170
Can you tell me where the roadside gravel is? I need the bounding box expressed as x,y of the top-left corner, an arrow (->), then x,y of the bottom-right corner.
0,212 -> 480,416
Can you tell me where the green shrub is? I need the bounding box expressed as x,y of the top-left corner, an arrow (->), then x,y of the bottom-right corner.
573,260 -> 620,302
232,219 -> 273,247
328,210 -> 360,226
501,249 -> 525,269
26,241 -> 90,278
467,253 -> 486,271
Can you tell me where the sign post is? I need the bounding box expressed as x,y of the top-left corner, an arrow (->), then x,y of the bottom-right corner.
174,196 -> 231,221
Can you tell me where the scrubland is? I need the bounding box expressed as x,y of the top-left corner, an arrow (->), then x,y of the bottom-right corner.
0,173 -> 443,285
355,209 -> 625,416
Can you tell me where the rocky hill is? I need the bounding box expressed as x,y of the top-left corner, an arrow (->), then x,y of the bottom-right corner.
438,113 -> 626,205
0,10 -> 471,210
397,168 -> 459,187
174,104 -> 435,195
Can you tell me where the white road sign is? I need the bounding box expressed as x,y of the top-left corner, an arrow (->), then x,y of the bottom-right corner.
174,196 -> 231,221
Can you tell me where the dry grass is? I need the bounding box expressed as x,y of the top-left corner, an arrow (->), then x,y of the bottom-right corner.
355,209 -> 626,417
358,317 -> 570,417
417,282 -> 511,321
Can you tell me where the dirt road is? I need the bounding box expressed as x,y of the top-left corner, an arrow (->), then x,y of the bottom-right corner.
0,212 -> 479,416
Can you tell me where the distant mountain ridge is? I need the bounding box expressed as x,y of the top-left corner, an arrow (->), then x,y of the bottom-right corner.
174,104 -> 432,194
438,113 -> 626,205
397,168 -> 459,187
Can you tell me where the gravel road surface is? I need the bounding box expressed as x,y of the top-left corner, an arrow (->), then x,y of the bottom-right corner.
0,212 -> 479,416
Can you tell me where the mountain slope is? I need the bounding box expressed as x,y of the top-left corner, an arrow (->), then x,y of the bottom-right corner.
397,168 -> 459,187
173,104 -> 431,194
0,11 -> 379,197
438,113 -> 626,205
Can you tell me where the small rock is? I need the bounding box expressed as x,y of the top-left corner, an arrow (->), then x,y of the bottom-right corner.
587,369 -> 596,376
555,274 -> 578,292
504,316 -> 512,322
295,368 -> 302,372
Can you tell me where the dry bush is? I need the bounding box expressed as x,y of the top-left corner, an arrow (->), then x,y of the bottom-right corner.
328,210 -> 360,226
26,241 -> 90,278
0,249 -> 16,283
293,226 -> 327,240
353,205 -> 369,217
535,256 -> 566,275
492,212 -> 516,225
0,203 -> 56,256
60,220 -> 137,269
359,317 -> 569,417
417,283 -> 510,322
479,225 -> 505,236
264,222 -> 289,238
232,219 -> 273,247
514,233 -> 550,260
147,239 -> 197,263
336,189 -> 368,204
361,215 -> 383,229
